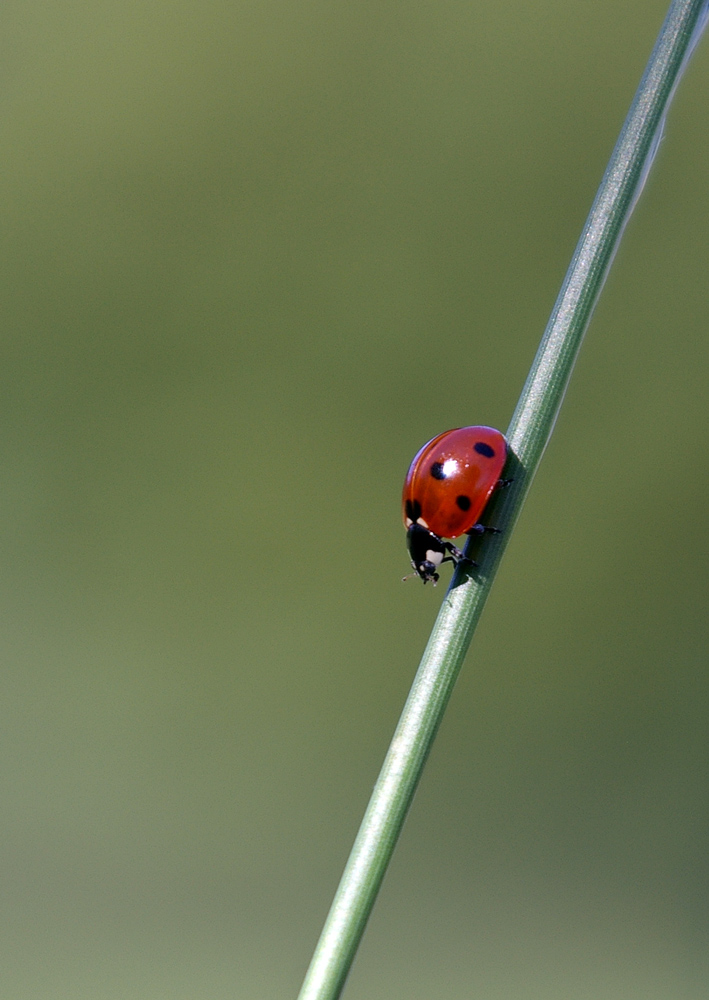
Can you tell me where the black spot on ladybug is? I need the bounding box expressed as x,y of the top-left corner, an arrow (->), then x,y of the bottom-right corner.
430,462 -> 446,480
456,495 -> 471,511
406,498 -> 422,522
474,441 -> 495,458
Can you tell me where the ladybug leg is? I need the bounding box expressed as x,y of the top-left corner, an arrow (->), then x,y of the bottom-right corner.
441,555 -> 477,573
496,477 -> 514,489
442,542 -> 478,568
466,523 -> 502,536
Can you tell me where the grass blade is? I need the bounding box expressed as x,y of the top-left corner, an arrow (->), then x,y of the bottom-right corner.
297,2 -> 709,997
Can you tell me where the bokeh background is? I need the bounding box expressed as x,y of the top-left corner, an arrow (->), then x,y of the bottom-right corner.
1,2 -> 708,997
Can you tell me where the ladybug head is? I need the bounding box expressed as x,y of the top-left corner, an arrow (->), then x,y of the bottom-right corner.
405,522 -> 445,585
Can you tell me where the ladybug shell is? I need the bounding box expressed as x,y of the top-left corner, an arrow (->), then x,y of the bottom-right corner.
402,426 -> 507,539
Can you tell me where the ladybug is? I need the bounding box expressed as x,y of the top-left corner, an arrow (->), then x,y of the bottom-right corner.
402,426 -> 508,584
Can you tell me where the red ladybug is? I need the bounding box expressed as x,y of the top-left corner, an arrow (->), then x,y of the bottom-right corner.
402,426 -> 508,584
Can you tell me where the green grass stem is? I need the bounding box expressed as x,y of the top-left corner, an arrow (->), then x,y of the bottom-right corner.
297,3 -> 709,997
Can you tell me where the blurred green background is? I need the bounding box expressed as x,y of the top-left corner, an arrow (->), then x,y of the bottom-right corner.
1,2 -> 708,997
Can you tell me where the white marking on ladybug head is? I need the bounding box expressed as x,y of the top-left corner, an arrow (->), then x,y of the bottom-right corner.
405,517 -> 413,528
417,517 -> 429,529
425,549 -> 444,566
